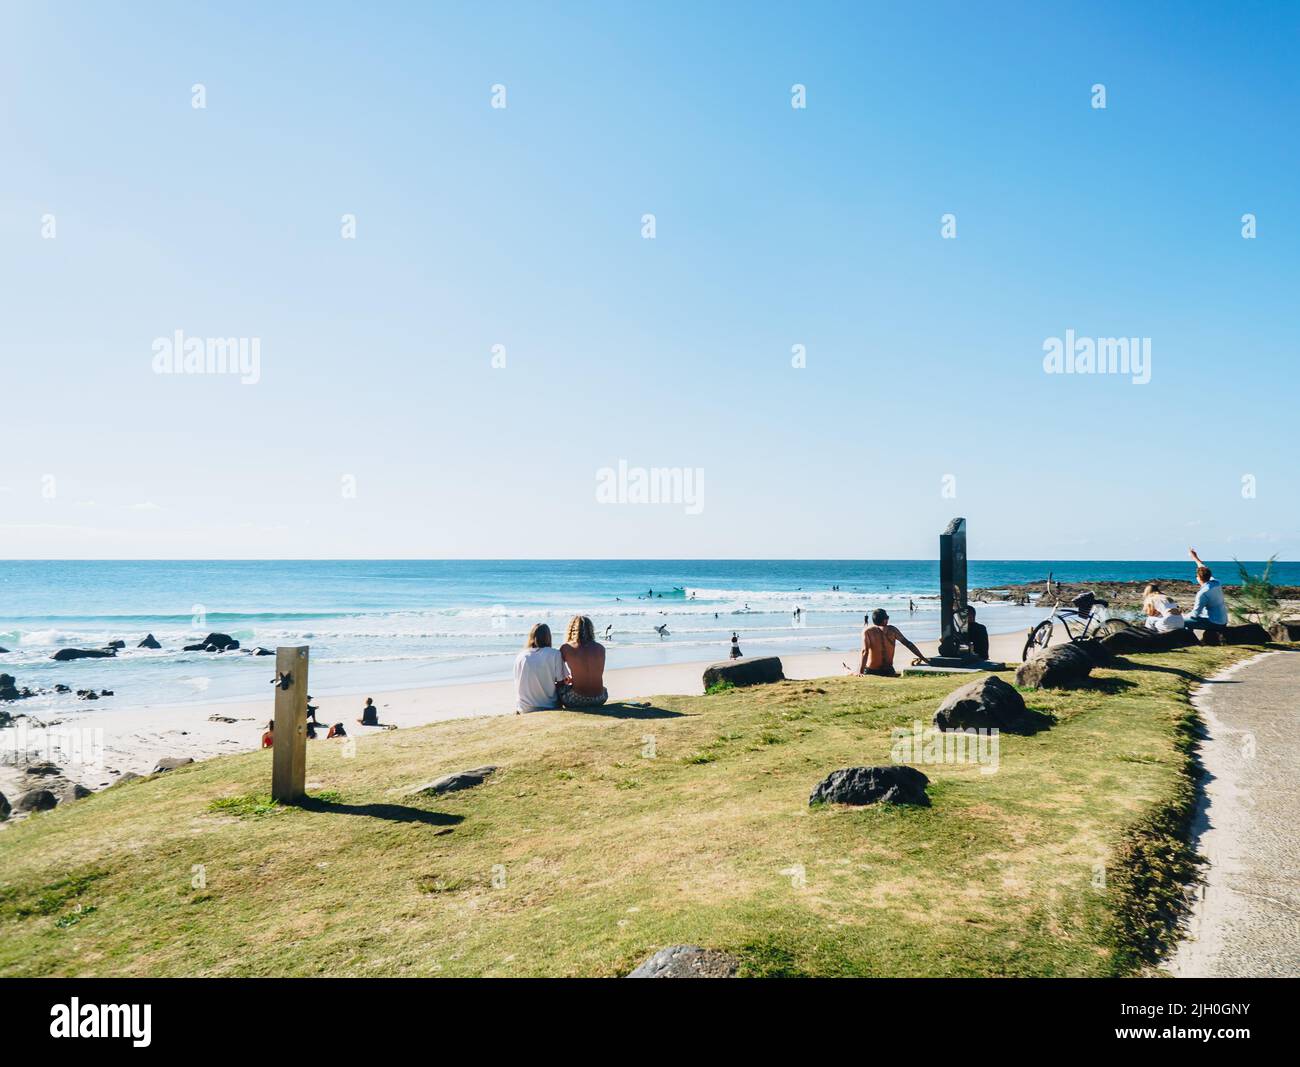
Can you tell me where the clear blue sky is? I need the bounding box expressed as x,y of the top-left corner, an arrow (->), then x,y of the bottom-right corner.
1,1 -> 1296,560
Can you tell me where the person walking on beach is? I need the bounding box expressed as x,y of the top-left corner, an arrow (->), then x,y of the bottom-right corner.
514,623 -> 567,713
1185,549 -> 1229,634
559,615 -> 608,709
729,632 -> 742,659
859,609 -> 930,677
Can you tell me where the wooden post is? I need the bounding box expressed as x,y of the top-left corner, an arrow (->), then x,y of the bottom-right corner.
271,645 -> 309,804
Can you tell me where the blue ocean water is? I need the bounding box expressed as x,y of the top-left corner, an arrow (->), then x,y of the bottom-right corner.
0,559 -> 1290,712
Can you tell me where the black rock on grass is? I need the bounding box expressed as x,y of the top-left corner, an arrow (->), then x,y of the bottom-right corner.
810,765 -> 931,807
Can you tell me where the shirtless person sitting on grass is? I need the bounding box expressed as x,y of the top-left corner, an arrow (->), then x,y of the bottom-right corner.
859,609 -> 930,676
559,615 -> 608,709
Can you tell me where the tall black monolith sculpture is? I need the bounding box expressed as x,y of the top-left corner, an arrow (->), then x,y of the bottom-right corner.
938,517 -> 968,658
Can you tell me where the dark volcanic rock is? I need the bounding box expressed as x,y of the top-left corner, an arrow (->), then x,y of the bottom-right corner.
106,639 -> 126,649
184,633 -> 240,652
252,646 -> 276,656
152,756 -> 195,774
77,690 -> 100,701
702,656 -> 785,690
0,791 -> 9,820
1099,623 -> 1198,655
0,673 -> 21,701
809,765 -> 931,807
25,761 -> 62,777
138,633 -> 162,649
1270,620 -> 1300,643
1197,622 -> 1272,646
1073,637 -> 1113,664
1016,643 -> 1094,689
409,766 -> 498,796
627,945 -> 740,978
54,684 -> 71,693
59,781 -> 93,802
0,646 -> 9,654
16,788 -> 58,813
933,675 -> 1036,733
52,647 -> 117,662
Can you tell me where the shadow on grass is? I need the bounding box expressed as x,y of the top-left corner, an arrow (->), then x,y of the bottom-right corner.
568,703 -> 685,720
1101,655 -> 1202,683
1008,709 -> 1056,735
297,797 -> 464,827
1082,675 -> 1139,695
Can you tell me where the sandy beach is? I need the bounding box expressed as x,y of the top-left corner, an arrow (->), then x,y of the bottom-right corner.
0,627 -> 1035,807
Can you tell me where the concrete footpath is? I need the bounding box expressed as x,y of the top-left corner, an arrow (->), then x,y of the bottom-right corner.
1169,649 -> 1300,977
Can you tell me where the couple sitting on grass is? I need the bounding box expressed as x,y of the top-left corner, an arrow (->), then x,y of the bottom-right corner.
514,616 -> 607,713
1142,548 -> 1230,634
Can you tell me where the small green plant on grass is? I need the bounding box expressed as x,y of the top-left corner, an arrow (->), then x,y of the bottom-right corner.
208,788 -> 343,819
705,679 -> 736,695
416,874 -> 472,894
208,794 -> 284,819
0,870 -> 106,921
54,905 -> 98,929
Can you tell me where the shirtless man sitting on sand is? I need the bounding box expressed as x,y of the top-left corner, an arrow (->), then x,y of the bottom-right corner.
559,615 -> 608,709
859,608 -> 930,676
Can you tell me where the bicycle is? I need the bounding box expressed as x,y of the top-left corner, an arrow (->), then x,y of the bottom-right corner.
1022,591 -> 1110,661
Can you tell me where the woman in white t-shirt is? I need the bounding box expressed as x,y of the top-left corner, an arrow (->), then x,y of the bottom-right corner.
514,623 -> 567,713
1141,583 -> 1186,633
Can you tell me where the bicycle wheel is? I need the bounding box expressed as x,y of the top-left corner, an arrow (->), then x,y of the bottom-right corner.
1022,620 -> 1053,661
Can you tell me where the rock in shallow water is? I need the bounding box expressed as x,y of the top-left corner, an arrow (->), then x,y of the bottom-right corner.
52,647 -> 117,662
183,633 -> 240,653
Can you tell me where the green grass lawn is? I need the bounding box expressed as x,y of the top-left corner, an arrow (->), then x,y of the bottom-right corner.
0,645 -> 1259,977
